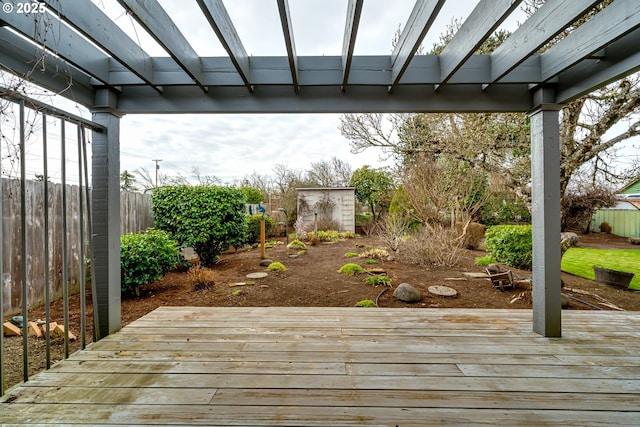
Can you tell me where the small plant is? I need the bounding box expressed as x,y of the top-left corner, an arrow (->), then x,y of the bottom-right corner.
287,239 -> 307,250
297,250 -> 306,255
231,289 -> 243,296
365,275 -> 392,287
475,255 -> 496,266
355,299 -> 376,307
187,265 -> 216,289
267,262 -> 287,271
364,259 -> 379,265
309,236 -> 320,246
358,248 -> 389,259
345,251 -> 358,257
338,263 -> 366,275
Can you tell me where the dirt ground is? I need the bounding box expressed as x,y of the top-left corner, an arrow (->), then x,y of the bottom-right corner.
3,232 -> 639,390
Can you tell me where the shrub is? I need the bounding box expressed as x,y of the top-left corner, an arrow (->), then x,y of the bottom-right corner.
287,239 -> 307,250
245,214 -> 274,244
365,275 -> 391,287
338,263 -> 365,275
120,229 -> 181,296
599,222 -> 612,234
355,299 -> 376,307
267,262 -> 287,271
364,259 -> 379,264
358,248 -> 389,259
400,225 -> 460,267
316,218 -> 341,232
345,251 -> 358,257
152,185 -> 247,267
484,225 -> 532,269
188,265 -> 216,291
455,221 -> 486,250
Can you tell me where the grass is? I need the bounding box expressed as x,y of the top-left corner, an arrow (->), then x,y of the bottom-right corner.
561,248 -> 640,290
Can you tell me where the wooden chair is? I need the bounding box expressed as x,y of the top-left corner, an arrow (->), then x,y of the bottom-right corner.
485,268 -> 515,291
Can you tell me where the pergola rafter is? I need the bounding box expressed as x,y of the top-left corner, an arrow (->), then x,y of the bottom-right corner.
0,0 -> 639,339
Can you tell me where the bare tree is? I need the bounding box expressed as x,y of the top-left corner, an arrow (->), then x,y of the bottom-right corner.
306,156 -> 352,187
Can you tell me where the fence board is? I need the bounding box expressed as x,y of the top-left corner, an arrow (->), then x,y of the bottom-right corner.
593,210 -> 640,238
1,178 -> 153,316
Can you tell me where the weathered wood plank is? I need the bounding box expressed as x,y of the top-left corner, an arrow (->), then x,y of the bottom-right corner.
1,403 -> 638,426
22,372 -> 640,394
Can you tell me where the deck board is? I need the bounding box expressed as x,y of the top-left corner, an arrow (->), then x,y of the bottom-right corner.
2,307 -> 639,425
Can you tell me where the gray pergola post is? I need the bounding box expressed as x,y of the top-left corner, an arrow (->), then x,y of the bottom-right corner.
91,88 -> 122,339
529,88 -> 562,337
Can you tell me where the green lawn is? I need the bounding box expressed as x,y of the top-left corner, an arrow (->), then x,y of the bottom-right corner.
561,248 -> 640,290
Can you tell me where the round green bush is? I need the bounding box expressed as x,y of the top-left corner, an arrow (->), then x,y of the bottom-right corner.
484,225 -> 532,269
120,228 -> 182,295
267,262 -> 287,271
355,299 -> 376,307
287,239 -> 307,250
246,214 -> 274,244
337,263 -> 366,275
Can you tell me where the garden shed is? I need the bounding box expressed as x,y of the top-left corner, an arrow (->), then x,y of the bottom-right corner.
296,187 -> 356,233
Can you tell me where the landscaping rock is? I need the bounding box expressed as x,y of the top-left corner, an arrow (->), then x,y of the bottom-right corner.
561,293 -> 570,308
393,283 -> 422,303
428,285 -> 458,297
259,259 -> 274,267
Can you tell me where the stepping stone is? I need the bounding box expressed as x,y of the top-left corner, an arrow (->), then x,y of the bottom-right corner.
428,285 -> 458,297
246,272 -> 268,279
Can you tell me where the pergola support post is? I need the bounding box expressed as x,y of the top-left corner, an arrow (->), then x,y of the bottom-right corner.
91,88 -> 123,340
528,88 -> 562,337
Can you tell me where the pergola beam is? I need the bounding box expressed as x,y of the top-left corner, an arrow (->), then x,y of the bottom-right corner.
107,54 -> 541,87
389,0 -> 445,92
116,84 -> 533,115
341,0 -> 364,91
556,28 -> 640,103
197,0 -> 253,93
0,8 -> 111,83
116,0 -> 206,91
490,0 -> 602,83
541,0 -> 640,81
438,0 -> 522,86
0,28 -> 95,106
277,0 -> 300,93
41,0 -> 159,92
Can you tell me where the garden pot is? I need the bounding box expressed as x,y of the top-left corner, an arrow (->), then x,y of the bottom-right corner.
593,266 -> 635,289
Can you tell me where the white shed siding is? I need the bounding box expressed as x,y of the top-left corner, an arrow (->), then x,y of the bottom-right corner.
297,188 -> 355,233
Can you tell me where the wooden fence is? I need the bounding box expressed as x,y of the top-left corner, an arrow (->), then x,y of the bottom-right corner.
592,209 -> 640,238
2,178 -> 153,316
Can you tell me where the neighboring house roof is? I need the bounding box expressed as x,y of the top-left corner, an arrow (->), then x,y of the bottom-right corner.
601,199 -> 640,210
618,176 -> 640,196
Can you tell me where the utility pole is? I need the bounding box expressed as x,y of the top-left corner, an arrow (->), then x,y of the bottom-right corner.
152,159 -> 162,188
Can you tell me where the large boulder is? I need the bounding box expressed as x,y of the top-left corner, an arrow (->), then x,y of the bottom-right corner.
393,283 -> 422,303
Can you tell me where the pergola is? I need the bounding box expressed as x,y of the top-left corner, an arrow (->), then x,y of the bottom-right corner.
1,0 -> 639,339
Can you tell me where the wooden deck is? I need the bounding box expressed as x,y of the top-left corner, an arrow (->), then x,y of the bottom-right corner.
2,307 -> 639,426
